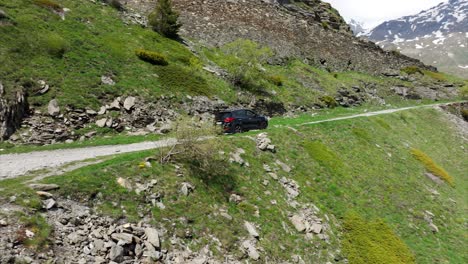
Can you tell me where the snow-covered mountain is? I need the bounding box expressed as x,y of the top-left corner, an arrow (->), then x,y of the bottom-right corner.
347,19 -> 366,35
363,0 -> 468,78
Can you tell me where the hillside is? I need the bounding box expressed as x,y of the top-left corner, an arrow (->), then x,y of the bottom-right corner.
364,0 -> 468,78
0,0 -> 465,146
0,105 -> 467,263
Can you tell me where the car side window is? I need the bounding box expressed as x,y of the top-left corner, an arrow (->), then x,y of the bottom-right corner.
246,111 -> 256,117
234,110 -> 245,117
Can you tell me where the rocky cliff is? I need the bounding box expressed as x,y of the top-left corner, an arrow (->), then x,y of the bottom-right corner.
125,0 -> 432,74
0,83 -> 28,140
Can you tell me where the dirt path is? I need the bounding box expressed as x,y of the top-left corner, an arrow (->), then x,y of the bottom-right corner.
0,102 -> 462,180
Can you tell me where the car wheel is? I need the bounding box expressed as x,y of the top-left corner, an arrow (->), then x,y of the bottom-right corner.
260,121 -> 267,129
235,125 -> 243,133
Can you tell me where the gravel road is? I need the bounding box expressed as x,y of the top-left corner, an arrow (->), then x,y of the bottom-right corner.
0,102 -> 462,180
0,138 -> 177,180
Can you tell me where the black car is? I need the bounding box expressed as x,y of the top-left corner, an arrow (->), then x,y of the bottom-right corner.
215,109 -> 268,133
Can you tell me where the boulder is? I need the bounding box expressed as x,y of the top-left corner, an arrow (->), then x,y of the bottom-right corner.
123,96 -> 136,111
48,99 -> 60,116
98,106 -> 107,115
108,98 -> 121,110
242,240 -> 260,261
101,75 -> 115,85
275,160 -> 291,173
96,118 -> 107,128
244,221 -> 259,239
144,228 -> 160,249
111,233 -> 133,245
29,183 -> 60,191
36,191 -> 54,198
109,245 -> 124,263
180,182 -> 194,196
43,198 -> 56,210
290,215 -> 306,233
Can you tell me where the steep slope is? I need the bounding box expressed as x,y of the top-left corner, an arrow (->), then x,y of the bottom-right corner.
0,0 -> 464,145
126,0 -> 430,74
1,106 -> 467,263
365,0 -> 468,78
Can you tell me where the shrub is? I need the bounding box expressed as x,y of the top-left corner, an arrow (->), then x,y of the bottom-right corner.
43,33 -> 69,58
401,66 -> 423,75
154,64 -> 210,95
460,85 -> 468,99
19,214 -> 52,250
135,49 -> 168,65
304,140 -> 343,173
321,21 -> 330,29
160,117 -> 233,192
411,148 -> 454,186
423,70 -> 446,81
148,0 -> 181,39
268,75 -> 284,86
34,0 -> 62,11
320,96 -> 338,108
342,212 -> 415,264
104,0 -> 124,11
461,108 -> 468,122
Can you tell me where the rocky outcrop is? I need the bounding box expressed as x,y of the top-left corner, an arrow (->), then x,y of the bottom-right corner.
125,0 -> 432,74
0,85 -> 28,140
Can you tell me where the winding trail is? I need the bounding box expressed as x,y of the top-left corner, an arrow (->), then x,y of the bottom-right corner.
0,102 -> 462,180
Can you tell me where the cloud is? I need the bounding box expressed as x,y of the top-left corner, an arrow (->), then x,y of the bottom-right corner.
323,0 -> 447,28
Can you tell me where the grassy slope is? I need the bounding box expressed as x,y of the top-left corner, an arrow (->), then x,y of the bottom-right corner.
2,0 -> 463,113
13,107 -> 462,263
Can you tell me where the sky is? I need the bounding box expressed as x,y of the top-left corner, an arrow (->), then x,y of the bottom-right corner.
323,0 -> 447,28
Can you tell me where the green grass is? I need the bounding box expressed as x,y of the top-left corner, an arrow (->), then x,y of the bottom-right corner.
411,148 -> 455,186
342,212 -> 415,264
29,107 -> 467,263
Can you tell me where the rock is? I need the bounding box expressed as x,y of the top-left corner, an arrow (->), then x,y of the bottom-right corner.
290,215 -> 306,233
311,223 -> 323,234
111,233 -> 133,245
242,240 -> 260,261
256,133 -> 275,152
86,109 -> 97,115
0,81 -> 3,96
123,96 -> 136,111
36,191 -> 54,198
145,228 -> 160,249
43,198 -> 56,210
29,183 -> 59,191
68,232 -> 85,244
229,194 -> 242,204
38,80 -> 49,94
229,148 -> 249,167
25,229 -> 35,238
244,221 -> 259,239
96,118 -> 107,128
429,223 -> 439,233
105,117 -> 113,128
180,182 -> 194,196
117,177 -> 132,190
109,245 -> 124,263
0,219 -> 7,226
98,106 -> 107,115
101,75 -> 115,85
276,160 -> 291,173
48,99 -> 60,116
279,177 -> 300,199
108,98 -> 121,110
158,122 -> 172,134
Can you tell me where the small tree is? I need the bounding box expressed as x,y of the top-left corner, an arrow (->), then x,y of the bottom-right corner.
148,0 -> 181,39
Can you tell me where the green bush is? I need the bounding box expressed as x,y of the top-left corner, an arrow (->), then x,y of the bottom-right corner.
148,0 -> 181,39
304,140 -> 343,173
320,96 -> 338,108
401,66 -> 423,75
423,70 -> 446,81
155,64 -> 210,95
411,148 -> 454,186
461,108 -> 468,122
268,75 -> 284,86
43,33 -> 69,58
34,0 -> 62,11
460,85 -> 468,99
342,212 -> 415,264
135,49 -> 168,65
